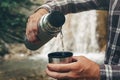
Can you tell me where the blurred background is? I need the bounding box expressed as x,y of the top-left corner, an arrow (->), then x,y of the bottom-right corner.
0,0 -> 108,80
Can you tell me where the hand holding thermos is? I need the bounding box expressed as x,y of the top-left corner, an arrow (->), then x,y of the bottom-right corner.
25,9 -> 65,50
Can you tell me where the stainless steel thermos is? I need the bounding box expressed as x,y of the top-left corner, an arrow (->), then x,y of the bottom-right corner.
24,11 -> 65,50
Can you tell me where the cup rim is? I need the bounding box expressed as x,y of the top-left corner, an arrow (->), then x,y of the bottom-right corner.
48,51 -> 73,58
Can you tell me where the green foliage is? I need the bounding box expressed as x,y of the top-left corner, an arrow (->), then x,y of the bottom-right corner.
0,0 -> 37,43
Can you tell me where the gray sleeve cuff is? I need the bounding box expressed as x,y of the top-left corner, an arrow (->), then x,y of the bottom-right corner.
100,65 -> 106,80
34,4 -> 52,13
100,64 -> 120,80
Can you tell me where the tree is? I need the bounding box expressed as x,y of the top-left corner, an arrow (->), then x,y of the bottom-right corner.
0,0 -> 39,43
0,0 -> 41,56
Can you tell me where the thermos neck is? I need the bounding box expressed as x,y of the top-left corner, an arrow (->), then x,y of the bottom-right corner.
39,11 -> 65,35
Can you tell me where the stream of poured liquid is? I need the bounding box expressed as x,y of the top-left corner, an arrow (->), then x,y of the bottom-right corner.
60,30 -> 64,52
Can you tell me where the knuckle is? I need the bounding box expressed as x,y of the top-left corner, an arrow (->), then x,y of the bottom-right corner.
32,26 -> 38,31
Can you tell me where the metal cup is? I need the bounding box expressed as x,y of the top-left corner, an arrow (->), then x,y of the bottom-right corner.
48,52 -> 73,80
48,51 -> 73,64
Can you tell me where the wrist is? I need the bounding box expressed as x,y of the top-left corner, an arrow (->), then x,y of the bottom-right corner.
91,63 -> 100,80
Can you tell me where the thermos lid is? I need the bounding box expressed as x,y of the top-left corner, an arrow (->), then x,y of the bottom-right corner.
48,11 -> 65,27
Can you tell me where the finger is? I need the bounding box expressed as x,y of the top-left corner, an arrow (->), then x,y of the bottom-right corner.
26,23 -> 38,41
72,56 -> 87,61
31,22 -> 38,33
26,17 -> 32,33
72,56 -> 78,62
26,30 -> 36,42
26,18 -> 38,34
46,68 -> 84,80
47,63 -> 76,72
46,68 -> 69,79
26,30 -> 39,43
29,31 -> 37,41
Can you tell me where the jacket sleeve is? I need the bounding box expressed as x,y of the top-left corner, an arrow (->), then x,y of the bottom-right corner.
100,65 -> 120,80
38,0 -> 109,14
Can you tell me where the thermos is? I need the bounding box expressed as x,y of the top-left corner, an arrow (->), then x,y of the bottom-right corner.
24,11 -> 65,50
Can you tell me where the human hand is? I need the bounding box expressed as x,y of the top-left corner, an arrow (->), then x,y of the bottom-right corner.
26,9 -> 48,43
46,56 -> 100,80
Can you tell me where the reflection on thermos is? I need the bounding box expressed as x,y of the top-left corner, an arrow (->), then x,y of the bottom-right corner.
24,11 -> 65,50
